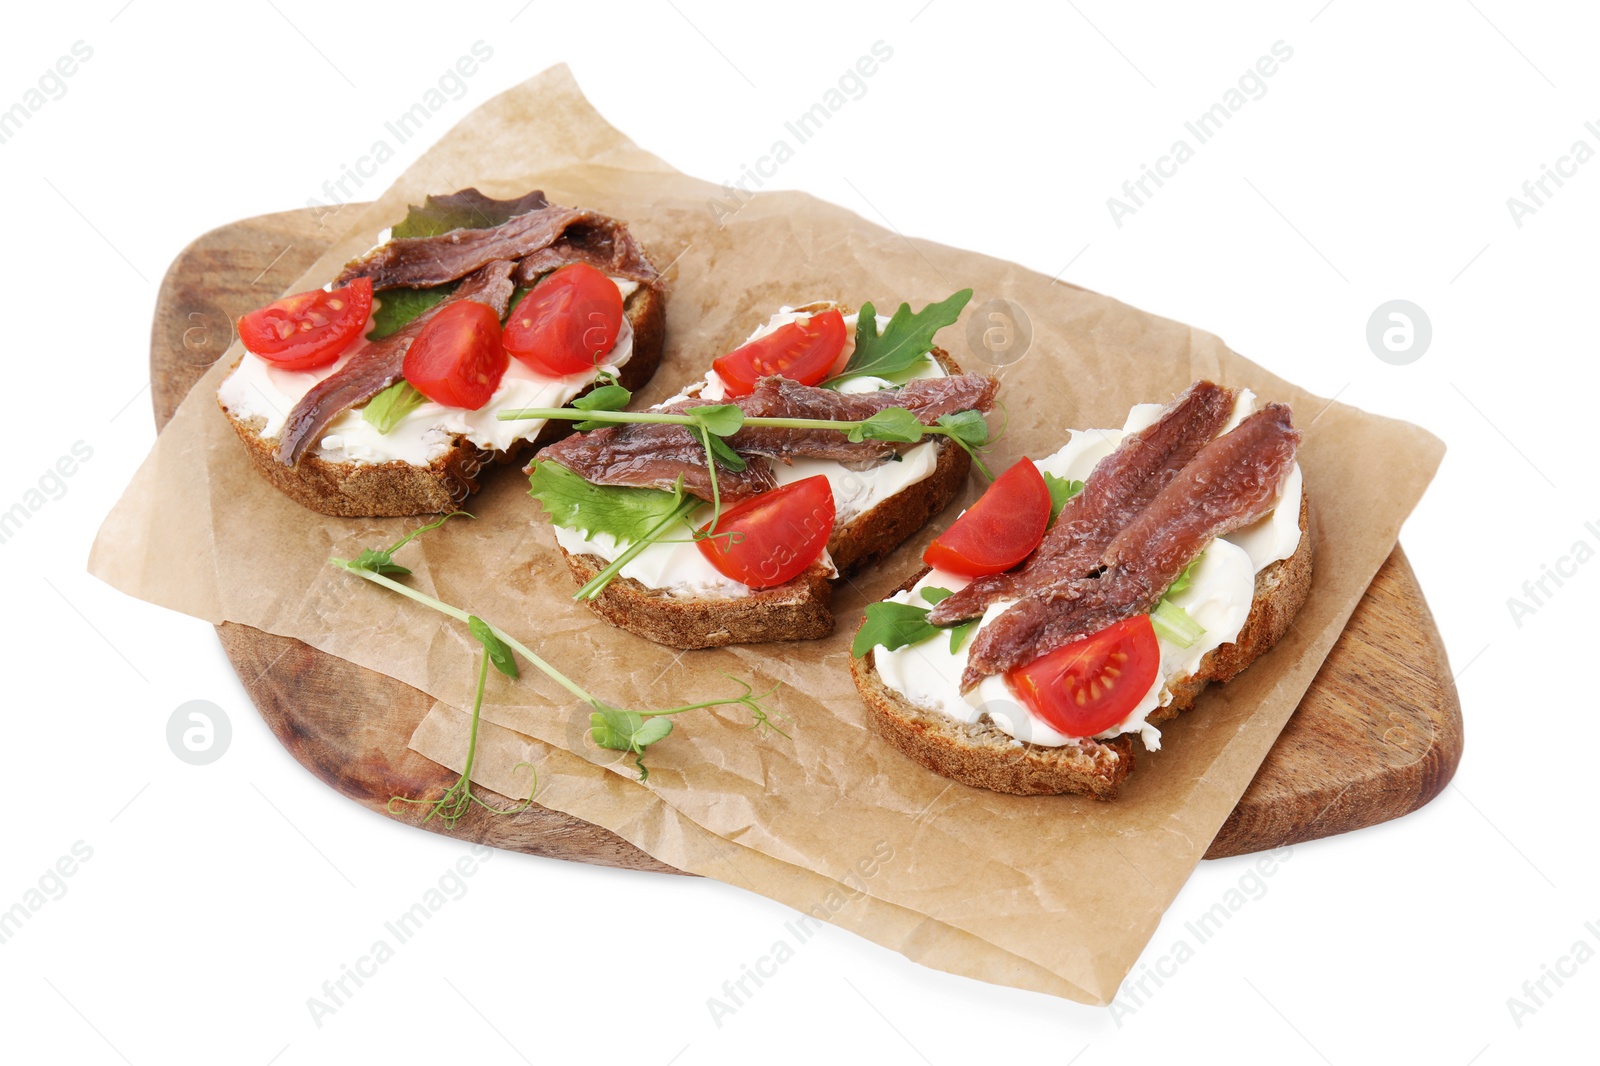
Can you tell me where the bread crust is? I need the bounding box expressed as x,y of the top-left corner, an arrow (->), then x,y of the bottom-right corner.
554,347 -> 976,649
219,283 -> 666,517
851,491 -> 1313,799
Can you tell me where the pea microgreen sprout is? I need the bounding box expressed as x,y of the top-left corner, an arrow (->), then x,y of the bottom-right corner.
330,514 -> 787,781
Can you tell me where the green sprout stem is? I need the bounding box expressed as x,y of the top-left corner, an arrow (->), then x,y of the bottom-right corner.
573,496 -> 701,601
330,550 -> 786,779
384,649 -> 538,827
501,408 -> 942,436
331,561 -> 592,704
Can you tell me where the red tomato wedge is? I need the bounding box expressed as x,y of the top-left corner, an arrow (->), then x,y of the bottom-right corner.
697,475 -> 837,589
502,262 -> 624,376
922,458 -> 1051,577
711,309 -> 847,397
401,301 -> 508,410
238,276 -> 373,371
1006,614 -> 1161,737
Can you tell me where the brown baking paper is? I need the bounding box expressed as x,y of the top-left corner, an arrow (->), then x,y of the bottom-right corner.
89,65 -> 1445,1005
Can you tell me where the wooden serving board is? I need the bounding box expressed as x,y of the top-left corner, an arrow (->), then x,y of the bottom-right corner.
154,206 -> 1463,869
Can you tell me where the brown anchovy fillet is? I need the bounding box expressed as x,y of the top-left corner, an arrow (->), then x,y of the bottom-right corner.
510,224 -> 661,287
533,373 -> 997,503
336,205 -> 659,291
728,374 -> 998,463
958,403 -> 1299,691
274,261 -> 517,467
928,380 -> 1235,625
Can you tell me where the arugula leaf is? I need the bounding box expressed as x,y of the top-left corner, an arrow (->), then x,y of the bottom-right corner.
571,383 -> 633,430
362,381 -> 430,433
947,620 -> 976,654
528,461 -> 686,545
829,289 -> 973,385
468,615 -> 519,679
916,588 -> 979,653
1041,472 -> 1085,524
849,407 -> 923,444
390,188 -> 549,239
852,600 -> 943,657
368,283 -> 456,340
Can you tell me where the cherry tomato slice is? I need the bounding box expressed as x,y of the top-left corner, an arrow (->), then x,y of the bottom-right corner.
922,457 -> 1051,577
401,301 -> 507,410
711,309 -> 847,397
1006,615 -> 1161,737
238,276 -> 373,371
697,475 -> 837,589
502,262 -> 624,376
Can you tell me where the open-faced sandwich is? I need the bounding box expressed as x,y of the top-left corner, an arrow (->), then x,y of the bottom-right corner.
217,189 -> 665,516
850,380 -> 1311,799
516,292 -> 998,648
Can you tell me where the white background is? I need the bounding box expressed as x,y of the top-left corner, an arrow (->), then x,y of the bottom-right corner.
2,1 -> 1594,1063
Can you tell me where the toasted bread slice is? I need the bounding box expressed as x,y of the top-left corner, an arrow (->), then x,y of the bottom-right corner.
220,284 -> 666,517
850,492 -> 1312,800
556,347 -> 974,649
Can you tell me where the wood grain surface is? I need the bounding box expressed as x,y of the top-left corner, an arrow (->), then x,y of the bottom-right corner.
152,205 -> 1463,868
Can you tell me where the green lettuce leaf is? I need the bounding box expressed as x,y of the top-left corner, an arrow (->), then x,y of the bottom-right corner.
390,188 -> 549,239
366,189 -> 547,339
1041,471 -> 1085,525
361,381 -> 429,433
367,283 -> 456,340
527,461 -> 686,546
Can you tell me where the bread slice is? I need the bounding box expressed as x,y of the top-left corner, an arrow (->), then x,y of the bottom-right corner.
556,347 -> 975,649
219,284 -> 666,517
850,491 -> 1313,799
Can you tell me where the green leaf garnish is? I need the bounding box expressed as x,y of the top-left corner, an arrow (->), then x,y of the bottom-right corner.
936,409 -> 992,448
347,511 -> 470,576
366,190 -> 550,340
362,380 -> 430,433
590,708 -> 675,780
849,407 -> 924,444
527,461 -> 687,546
1165,558 -> 1200,598
1041,472 -> 1085,525
688,403 -> 746,438
368,284 -> 456,340
571,383 -> 633,430
390,188 -> 550,240
468,615 -> 519,679
828,289 -> 973,386
852,600 -> 943,657
920,586 -> 955,605
573,383 -> 632,412
702,430 -> 748,472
